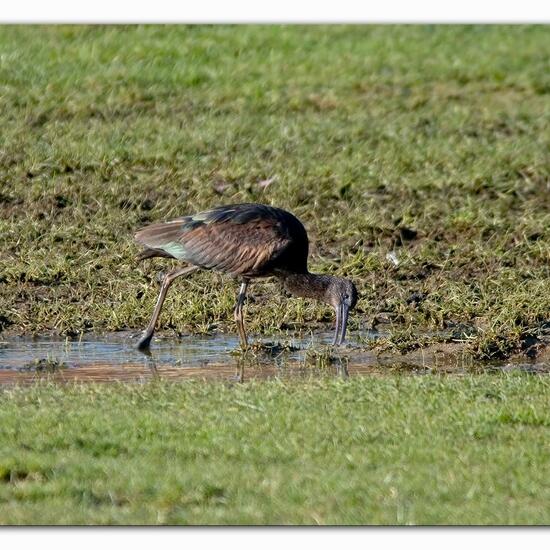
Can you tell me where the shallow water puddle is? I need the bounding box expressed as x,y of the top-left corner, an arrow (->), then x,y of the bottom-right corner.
0,331 -> 374,383
0,331 -> 548,384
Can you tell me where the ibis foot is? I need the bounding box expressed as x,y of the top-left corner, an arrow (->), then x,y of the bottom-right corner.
137,333 -> 153,352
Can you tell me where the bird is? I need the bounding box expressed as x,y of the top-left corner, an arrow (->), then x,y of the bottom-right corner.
134,203 -> 358,351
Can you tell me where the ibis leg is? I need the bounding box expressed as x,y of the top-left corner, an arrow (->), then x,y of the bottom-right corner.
233,280 -> 249,349
137,265 -> 199,351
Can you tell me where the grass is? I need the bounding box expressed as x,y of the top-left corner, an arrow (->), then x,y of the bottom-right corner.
2,27 -> 549,526
0,375 -> 548,525
1,25 -> 550,357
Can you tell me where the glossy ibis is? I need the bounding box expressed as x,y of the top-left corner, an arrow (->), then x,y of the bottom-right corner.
134,203 -> 358,351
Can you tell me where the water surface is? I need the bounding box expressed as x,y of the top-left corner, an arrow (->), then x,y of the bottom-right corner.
0,331 -> 548,384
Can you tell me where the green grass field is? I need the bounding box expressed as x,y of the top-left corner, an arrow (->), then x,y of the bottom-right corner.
1,25 -> 550,526
0,25 -> 549,357
0,376 -> 549,525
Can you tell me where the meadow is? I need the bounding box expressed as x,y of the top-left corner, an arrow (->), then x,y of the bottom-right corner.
0,25 -> 549,358
1,25 -> 550,525
0,376 -> 549,525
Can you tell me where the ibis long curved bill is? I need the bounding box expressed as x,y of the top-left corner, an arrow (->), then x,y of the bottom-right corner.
333,302 -> 350,346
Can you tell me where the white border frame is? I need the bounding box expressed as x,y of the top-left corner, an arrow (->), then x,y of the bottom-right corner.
1,1 -> 550,23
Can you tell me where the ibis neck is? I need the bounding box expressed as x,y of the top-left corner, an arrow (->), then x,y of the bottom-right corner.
280,271 -> 333,303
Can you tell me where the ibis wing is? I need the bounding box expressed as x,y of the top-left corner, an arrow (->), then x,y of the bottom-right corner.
179,219 -> 289,276
135,205 -> 299,277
